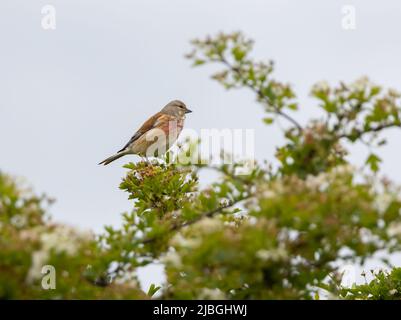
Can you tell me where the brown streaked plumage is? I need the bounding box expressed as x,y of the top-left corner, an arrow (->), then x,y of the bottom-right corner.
99,100 -> 192,165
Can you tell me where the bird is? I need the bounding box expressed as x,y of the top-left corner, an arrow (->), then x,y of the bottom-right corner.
99,100 -> 192,165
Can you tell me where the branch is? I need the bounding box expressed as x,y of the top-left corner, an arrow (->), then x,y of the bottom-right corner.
220,58 -> 303,132
276,109 -> 303,132
142,194 -> 252,245
94,195 -> 253,288
338,123 -> 401,141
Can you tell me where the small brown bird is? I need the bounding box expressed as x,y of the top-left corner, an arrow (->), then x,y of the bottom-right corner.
99,100 -> 192,165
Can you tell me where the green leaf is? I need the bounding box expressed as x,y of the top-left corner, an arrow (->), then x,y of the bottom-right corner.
193,59 -> 205,66
263,117 -> 274,125
366,153 -> 382,172
370,86 -> 381,97
232,46 -> 246,61
147,283 -> 161,297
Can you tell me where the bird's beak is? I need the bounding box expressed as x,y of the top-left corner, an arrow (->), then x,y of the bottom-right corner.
185,109 -> 193,114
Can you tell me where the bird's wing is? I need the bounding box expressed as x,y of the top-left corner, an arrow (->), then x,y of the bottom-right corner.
117,112 -> 171,153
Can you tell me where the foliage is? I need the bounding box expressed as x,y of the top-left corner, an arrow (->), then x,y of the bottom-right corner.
339,268 -> 401,300
2,32 -> 401,299
0,172 -> 146,299
186,32 -> 401,177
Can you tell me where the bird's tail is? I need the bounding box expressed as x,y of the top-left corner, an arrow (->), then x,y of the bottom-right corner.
98,151 -> 129,165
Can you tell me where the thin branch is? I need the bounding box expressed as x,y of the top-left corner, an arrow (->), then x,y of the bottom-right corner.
219,58 -> 303,132
276,109 -> 303,132
337,123 -> 400,140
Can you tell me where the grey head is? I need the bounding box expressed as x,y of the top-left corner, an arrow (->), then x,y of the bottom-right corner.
161,100 -> 192,118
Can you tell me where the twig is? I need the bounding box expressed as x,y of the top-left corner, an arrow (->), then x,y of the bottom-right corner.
219,58 -> 303,132
338,123 -> 400,140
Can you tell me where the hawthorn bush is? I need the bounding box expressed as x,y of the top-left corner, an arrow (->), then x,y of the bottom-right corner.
0,172 -> 146,299
1,32 -> 401,299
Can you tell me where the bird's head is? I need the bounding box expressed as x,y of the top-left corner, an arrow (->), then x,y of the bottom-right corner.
161,100 -> 192,118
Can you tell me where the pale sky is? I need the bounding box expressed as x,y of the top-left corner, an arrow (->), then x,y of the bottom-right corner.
1,0 -> 401,292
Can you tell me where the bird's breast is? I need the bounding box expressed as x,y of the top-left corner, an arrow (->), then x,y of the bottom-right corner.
168,119 -> 184,136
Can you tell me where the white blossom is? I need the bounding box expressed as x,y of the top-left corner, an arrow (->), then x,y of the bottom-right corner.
26,250 -> 49,283
10,214 -> 28,228
374,193 -> 394,214
312,80 -> 330,92
26,224 -> 93,283
223,221 -> 237,227
20,227 -> 42,242
305,173 -> 328,190
160,249 -> 182,268
256,247 -> 288,262
171,233 -> 200,248
195,217 -> 223,233
41,225 -> 92,255
198,288 -> 226,300
350,76 -> 373,91
271,84 -> 284,97
114,270 -> 140,288
388,222 -> 401,237
331,164 -> 354,176
262,189 -> 276,199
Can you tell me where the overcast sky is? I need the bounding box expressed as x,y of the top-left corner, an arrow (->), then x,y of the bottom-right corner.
1,0 -> 401,291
